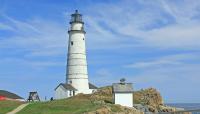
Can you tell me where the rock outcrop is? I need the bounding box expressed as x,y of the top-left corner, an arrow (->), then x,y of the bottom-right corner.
90,86 -> 177,113
90,86 -> 113,103
134,88 -> 176,112
133,88 -> 163,106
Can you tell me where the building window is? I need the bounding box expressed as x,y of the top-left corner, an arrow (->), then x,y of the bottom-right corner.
83,38 -> 84,40
71,41 -> 73,45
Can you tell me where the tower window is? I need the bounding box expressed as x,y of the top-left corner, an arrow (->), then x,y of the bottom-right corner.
69,80 -> 72,84
83,38 -> 84,40
71,41 -> 73,45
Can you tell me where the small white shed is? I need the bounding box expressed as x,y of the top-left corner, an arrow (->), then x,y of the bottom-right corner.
112,79 -> 133,107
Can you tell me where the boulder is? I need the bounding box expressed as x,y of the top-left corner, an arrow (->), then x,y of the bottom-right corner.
133,88 -> 164,107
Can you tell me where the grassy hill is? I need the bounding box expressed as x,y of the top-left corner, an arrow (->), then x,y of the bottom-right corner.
17,86 -> 114,114
17,93 -> 140,114
18,94 -> 101,114
0,100 -> 24,114
16,86 -> 175,114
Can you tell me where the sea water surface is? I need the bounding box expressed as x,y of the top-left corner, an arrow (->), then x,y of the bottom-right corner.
166,103 -> 200,110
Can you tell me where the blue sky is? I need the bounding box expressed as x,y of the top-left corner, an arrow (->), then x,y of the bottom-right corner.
0,0 -> 200,103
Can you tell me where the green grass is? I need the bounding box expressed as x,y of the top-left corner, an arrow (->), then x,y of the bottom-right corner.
0,100 -> 23,114
17,94 -> 102,114
17,86 -> 150,114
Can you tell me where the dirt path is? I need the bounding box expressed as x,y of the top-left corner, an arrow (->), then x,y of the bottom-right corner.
7,103 -> 29,114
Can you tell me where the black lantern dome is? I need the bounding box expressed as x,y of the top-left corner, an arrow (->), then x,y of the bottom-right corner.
68,10 -> 86,34
70,10 -> 84,24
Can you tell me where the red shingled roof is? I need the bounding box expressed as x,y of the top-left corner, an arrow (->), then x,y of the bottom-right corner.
0,90 -> 23,100
0,96 -> 6,100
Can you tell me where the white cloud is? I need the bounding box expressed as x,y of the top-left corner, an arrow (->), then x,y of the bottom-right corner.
133,63 -> 200,103
95,68 -> 112,77
91,0 -> 200,102
0,22 -> 14,30
125,59 -> 181,69
123,52 -> 200,102
84,0 -> 200,50
0,58 -> 64,68
143,23 -> 200,49
0,15 -> 67,57
160,0 -> 200,23
1,14 -> 40,34
1,0 -> 200,52
125,53 -> 199,69
2,0 -> 200,51
91,68 -> 120,86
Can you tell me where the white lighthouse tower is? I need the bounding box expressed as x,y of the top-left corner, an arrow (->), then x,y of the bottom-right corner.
66,10 -> 91,94
55,10 -> 97,99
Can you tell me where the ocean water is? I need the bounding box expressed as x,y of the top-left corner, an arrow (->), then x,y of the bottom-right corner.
166,103 -> 200,110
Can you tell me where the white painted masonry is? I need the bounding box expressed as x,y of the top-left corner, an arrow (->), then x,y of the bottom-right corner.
67,10 -> 90,94
113,79 -> 133,107
114,93 -> 133,107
